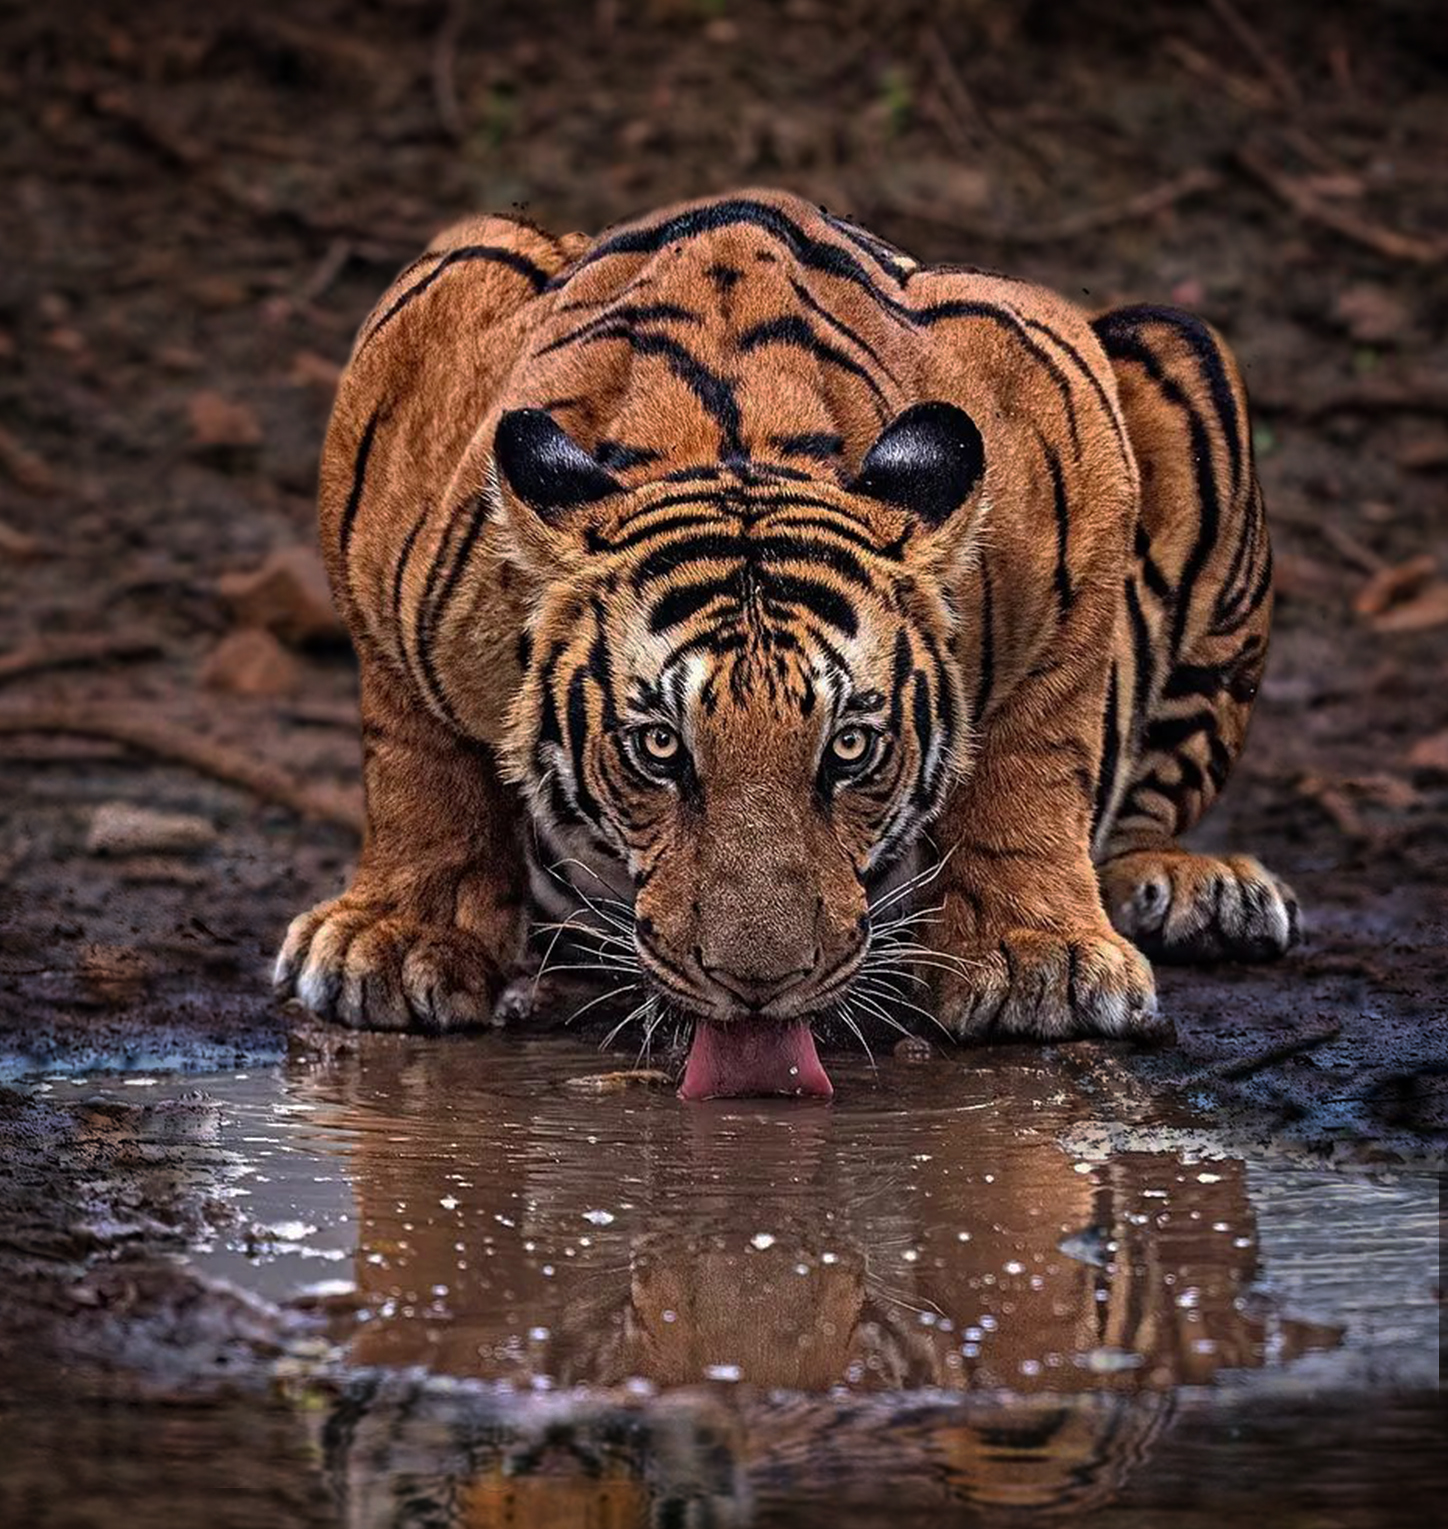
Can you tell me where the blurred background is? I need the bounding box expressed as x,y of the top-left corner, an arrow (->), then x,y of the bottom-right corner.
0,0 -> 1444,1121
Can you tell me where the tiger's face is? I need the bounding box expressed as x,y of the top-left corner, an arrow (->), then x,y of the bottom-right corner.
495,403 -> 984,1088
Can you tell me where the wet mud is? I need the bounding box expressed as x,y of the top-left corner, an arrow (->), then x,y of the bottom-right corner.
1,2 -> 1446,1522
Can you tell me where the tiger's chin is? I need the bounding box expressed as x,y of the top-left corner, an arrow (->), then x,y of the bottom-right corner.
677,1016 -> 834,1102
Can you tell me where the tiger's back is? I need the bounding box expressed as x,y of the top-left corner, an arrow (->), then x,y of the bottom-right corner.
279,188 -> 1295,1057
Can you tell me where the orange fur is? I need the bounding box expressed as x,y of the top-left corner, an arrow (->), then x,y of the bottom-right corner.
276,189 -> 1295,1041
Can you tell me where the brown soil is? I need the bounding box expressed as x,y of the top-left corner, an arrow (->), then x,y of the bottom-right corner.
1,0 -> 1445,1156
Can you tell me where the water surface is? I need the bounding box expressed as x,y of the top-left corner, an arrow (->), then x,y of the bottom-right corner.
34,1034 -> 1443,1525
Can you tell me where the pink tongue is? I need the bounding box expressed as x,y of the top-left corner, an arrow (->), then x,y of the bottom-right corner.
678,1019 -> 833,1102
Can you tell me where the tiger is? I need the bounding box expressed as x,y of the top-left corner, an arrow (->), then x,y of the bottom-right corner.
274,188 -> 1299,1094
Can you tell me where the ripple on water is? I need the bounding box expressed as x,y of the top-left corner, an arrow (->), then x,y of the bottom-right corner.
44,1034 -> 1442,1525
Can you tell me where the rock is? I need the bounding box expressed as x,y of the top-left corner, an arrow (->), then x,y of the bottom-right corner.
187,389 -> 263,451
216,545 -> 345,645
200,628 -> 302,697
87,803 -> 218,857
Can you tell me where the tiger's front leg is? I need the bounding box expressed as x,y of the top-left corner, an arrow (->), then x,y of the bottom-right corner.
274,657 -> 527,1030
926,640 -> 1164,1043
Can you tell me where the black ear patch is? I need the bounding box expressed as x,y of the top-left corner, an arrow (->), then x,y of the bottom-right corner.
850,402 -> 985,527
494,409 -> 622,521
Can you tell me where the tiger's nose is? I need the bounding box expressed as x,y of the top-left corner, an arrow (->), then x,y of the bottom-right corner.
699,959 -> 815,1010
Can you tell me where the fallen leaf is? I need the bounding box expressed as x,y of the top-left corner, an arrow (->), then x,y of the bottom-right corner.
1406,731 -> 1448,775
1397,433 -> 1448,472
0,519 -> 53,561
1354,554 -> 1437,617
1333,282 -> 1410,345
1370,581 -> 1448,633
200,628 -> 302,697
0,424 -> 60,496
289,350 -> 343,391
216,545 -> 345,645
188,389 -> 263,450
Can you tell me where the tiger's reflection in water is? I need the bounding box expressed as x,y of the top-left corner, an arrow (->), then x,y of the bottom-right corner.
296,1042 -> 1339,1525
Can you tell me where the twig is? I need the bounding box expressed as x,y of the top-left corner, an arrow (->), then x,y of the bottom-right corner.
1317,523 -> 1385,576
1236,146 -> 1448,266
0,704 -> 363,831
295,238 -> 352,305
1181,1021 -> 1343,1085
1203,0 -> 1302,109
0,632 -> 162,687
1257,374 -> 1448,422
432,0 -> 468,143
883,167 -> 1222,247
0,425 -> 61,497
1163,37 -> 1277,112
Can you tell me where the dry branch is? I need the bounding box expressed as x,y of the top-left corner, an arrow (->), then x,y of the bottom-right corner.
883,167 -> 1221,247
1236,146 -> 1448,266
0,633 -> 162,687
0,704 -> 363,831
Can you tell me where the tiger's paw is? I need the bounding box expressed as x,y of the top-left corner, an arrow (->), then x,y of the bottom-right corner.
1099,850 -> 1300,964
936,928 -> 1164,1042
274,896 -> 504,1031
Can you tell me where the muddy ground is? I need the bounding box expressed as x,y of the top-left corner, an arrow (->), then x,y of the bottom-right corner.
1,0 -> 1446,1165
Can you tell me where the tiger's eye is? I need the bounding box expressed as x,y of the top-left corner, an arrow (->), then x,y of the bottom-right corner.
642,725 -> 680,762
831,727 -> 871,764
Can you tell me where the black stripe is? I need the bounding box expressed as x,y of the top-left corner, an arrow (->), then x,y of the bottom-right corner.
534,302 -> 702,358
550,196 -> 912,321
759,570 -> 859,635
1143,709 -> 1215,752
362,245 -> 548,348
737,314 -> 888,409
1092,665 -> 1122,837
765,515 -> 905,559
823,212 -> 912,282
1019,314 -> 1133,467
757,534 -> 871,588
338,408 -> 383,563
631,531 -> 872,591
1135,522 -> 1172,601
423,490 -> 492,675
588,512 -> 722,555
536,640 -> 566,749
582,326 -> 745,457
593,440 -> 663,472
916,299 -> 1083,457
1098,327 -> 1222,656
1042,435 -> 1074,615
910,670 -> 938,806
788,278 -> 900,381
973,559 -> 995,725
649,578 -> 739,632
1124,576 -> 1154,733
632,533 -> 749,587
565,664 -> 602,825
389,509 -> 427,683
771,431 -> 844,460
1098,305 -> 1243,500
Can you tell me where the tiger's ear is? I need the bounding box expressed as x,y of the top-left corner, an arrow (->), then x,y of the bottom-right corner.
850,402 -> 985,536
494,409 -> 622,521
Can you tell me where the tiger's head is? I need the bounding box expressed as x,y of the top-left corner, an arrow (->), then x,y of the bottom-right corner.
494,402 -> 985,1094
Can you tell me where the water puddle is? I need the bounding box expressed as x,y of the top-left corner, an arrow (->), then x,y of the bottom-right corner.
29,1035 -> 1444,1524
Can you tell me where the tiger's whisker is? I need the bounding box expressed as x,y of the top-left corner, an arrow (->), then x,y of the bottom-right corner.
566,982 -> 641,1028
